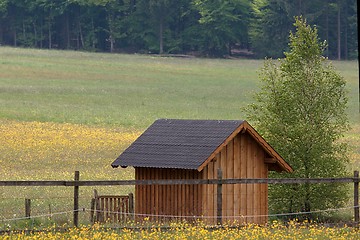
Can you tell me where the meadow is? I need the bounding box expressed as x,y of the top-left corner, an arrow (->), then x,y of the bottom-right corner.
0,47 -> 359,237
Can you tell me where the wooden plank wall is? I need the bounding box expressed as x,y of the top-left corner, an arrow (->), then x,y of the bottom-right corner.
202,132 -> 268,225
94,196 -> 129,223
135,167 -> 202,221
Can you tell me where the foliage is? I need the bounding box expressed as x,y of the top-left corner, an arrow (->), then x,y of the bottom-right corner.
247,17 -> 350,218
0,0 -> 8,13
193,0 -> 250,56
0,0 -> 357,58
250,0 -> 293,58
250,0 -> 358,59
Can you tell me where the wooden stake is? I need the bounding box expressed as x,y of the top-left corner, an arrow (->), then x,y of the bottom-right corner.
74,171 -> 80,227
25,198 -> 31,219
129,192 -> 134,220
48,203 -> 52,220
90,198 -> 95,223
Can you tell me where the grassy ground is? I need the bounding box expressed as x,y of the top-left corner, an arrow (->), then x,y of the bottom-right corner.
0,47 -> 359,227
1,47 -> 358,127
0,47 -> 261,128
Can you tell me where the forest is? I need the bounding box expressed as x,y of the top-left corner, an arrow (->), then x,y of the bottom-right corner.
0,0 -> 357,59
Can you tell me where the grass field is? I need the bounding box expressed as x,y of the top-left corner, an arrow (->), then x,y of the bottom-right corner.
0,47 -> 359,231
0,47 -> 358,127
0,47 -> 262,128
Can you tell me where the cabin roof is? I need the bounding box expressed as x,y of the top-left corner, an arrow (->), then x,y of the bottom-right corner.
111,119 -> 293,172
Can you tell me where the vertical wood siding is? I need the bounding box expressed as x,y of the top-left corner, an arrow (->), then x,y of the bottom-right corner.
202,132 -> 269,225
135,167 -> 202,221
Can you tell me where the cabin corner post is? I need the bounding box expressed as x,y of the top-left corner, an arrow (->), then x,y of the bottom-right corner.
217,168 -> 223,225
354,170 -> 359,226
74,171 -> 80,227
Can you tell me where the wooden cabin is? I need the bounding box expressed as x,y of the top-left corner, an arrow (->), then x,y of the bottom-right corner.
111,119 -> 293,224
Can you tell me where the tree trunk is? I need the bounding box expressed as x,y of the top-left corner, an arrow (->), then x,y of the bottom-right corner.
22,21 -> 26,43
48,15 -> 52,49
344,4 -> 348,60
109,34 -> 114,53
10,13 -> 18,46
0,22 -> 3,44
91,18 -> 96,49
304,185 -> 310,213
79,20 -> 84,49
325,3 -> 329,57
66,12 -> 70,49
108,12 -> 115,53
33,22 -> 37,47
159,17 -> 164,54
40,19 -> 43,48
111,37 -> 114,52
13,28 -> 17,47
303,147 -> 312,219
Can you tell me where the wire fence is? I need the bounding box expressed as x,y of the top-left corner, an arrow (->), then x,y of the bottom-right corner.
1,205 -> 357,224
0,170 -> 359,231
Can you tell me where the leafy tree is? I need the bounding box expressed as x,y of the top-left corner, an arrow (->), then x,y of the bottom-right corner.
250,0 -> 357,59
247,17 -> 349,219
35,0 -> 69,49
167,0 -> 199,54
149,0 -> 173,54
328,0 -> 358,60
0,0 -> 7,12
121,0 -> 154,53
0,0 -> 356,57
344,0 -> 358,59
250,0 -> 325,58
103,0 -> 129,53
74,2 -> 105,51
193,0 -> 250,56
250,0 -> 292,58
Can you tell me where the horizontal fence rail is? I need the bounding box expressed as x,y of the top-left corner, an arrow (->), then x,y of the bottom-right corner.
0,177 -> 357,187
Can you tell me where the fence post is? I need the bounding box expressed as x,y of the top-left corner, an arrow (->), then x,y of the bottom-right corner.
354,170 -> 359,226
217,168 -> 223,225
74,171 -> 80,227
129,193 -> 134,220
25,198 -> 31,219
90,198 -> 95,224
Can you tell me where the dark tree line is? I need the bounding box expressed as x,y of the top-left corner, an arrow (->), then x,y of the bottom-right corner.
0,0 -> 357,59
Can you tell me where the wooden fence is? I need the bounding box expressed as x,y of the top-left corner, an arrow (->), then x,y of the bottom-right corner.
1,170 -> 359,227
90,190 -> 134,224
